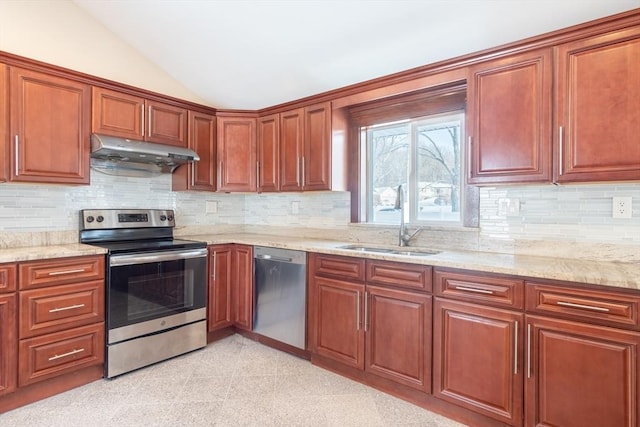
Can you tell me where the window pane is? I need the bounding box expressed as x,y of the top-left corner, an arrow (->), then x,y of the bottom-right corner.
415,115 -> 463,222
369,123 -> 408,224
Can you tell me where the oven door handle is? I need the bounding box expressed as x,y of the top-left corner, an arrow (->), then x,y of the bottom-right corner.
110,248 -> 208,267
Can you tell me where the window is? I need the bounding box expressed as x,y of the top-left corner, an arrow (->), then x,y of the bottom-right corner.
363,111 -> 464,225
347,84 -> 478,227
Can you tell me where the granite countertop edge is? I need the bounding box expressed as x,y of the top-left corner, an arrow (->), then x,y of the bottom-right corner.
0,233 -> 637,291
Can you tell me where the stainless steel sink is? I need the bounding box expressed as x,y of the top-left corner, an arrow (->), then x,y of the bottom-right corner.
338,244 -> 440,257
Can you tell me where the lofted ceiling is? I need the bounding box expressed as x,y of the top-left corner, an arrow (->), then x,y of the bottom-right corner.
73,0 -> 638,110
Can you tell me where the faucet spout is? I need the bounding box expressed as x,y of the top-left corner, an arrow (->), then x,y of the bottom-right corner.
395,184 -> 423,247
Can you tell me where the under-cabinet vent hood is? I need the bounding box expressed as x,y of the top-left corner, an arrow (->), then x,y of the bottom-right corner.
90,134 -> 199,176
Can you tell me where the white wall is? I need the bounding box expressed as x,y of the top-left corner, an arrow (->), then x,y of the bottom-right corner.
0,0 -> 208,106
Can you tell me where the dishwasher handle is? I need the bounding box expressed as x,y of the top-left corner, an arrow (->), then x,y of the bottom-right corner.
255,254 -> 293,263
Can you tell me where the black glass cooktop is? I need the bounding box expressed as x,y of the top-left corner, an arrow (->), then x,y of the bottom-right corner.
88,238 -> 206,255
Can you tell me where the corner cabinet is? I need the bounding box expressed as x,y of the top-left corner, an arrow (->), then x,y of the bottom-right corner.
216,115 -> 257,192
232,245 -> 254,330
208,245 -> 233,331
280,102 -> 332,191
554,26 -> 640,183
257,113 -> 280,192
92,86 -> 188,147
467,49 -> 552,185
172,111 -> 217,191
9,67 -> 91,184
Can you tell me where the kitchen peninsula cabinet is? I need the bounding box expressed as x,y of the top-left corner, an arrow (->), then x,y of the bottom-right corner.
467,49 -> 552,185
309,254 -> 432,393
554,26 -> 640,183
173,110 -> 216,191
92,87 -> 188,147
208,245 -> 233,331
280,102 -> 332,191
9,67 -> 91,184
216,114 -> 257,192
0,264 -> 17,397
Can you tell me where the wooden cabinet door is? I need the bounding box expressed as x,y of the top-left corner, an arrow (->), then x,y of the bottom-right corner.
217,116 -> 256,192
92,87 -> 144,140
434,298 -> 524,426
279,108 -> 304,191
208,245 -> 233,331
303,102 -> 331,190
10,67 -> 90,184
526,315 -> 639,427
366,285 -> 431,393
173,111 -> 216,191
467,49 -> 552,185
555,26 -> 640,183
310,275 -> 365,369
0,293 -> 17,396
145,100 -> 187,147
257,113 -> 280,192
0,64 -> 7,182
232,245 -> 254,330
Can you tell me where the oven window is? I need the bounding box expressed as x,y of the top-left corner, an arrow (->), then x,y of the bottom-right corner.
108,255 -> 206,330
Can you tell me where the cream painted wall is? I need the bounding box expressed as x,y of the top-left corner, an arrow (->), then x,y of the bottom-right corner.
0,0 -> 209,106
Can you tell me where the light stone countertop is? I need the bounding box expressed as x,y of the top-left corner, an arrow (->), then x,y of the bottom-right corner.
1,233 -> 638,291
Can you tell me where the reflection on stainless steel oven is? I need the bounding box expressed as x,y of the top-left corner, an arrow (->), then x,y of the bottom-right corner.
79,209 -> 208,378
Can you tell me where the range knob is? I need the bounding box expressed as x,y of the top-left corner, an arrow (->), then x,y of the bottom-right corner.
86,216 -> 94,223
96,216 -> 104,222
160,215 -> 167,221
167,215 -> 174,222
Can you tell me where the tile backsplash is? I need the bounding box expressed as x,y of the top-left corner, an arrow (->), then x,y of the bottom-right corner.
0,170 -> 638,260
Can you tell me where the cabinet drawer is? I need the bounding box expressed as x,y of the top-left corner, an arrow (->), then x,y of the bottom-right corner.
366,260 -> 432,292
526,282 -> 640,329
19,256 -> 104,290
0,264 -> 16,293
434,268 -> 524,309
19,280 -> 104,338
18,323 -> 104,387
311,253 -> 365,281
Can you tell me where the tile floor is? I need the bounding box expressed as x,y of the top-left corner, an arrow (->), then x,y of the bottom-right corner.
0,334 -> 466,426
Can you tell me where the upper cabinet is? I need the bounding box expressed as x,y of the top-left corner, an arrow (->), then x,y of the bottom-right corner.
216,114 -> 257,192
279,102 -> 332,192
92,87 -> 188,147
257,113 -> 280,192
554,26 -> 640,183
172,110 -> 216,192
10,67 -> 91,184
0,64 -> 7,182
467,49 -> 552,185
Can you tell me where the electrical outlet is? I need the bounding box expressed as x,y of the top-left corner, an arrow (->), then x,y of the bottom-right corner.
291,201 -> 300,214
205,201 -> 218,214
612,196 -> 632,219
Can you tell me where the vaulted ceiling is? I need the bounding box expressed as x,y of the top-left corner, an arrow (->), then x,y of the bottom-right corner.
73,0 -> 638,110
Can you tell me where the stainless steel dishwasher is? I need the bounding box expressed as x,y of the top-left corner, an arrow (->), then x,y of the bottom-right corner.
253,246 -> 307,350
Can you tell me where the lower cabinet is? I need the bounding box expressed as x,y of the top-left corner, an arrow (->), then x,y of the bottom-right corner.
309,253 -> 432,394
433,298 -> 524,426
526,315 -> 639,427
0,292 -> 17,396
208,244 -> 254,332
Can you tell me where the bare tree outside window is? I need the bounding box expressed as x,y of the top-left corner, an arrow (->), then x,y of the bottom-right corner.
365,112 -> 464,224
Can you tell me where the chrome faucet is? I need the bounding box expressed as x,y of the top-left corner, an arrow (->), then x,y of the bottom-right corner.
395,184 -> 423,247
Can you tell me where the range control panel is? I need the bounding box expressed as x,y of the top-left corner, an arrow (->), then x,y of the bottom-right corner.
80,209 -> 175,230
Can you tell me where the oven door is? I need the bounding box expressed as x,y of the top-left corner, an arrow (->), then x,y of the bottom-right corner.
107,248 -> 207,344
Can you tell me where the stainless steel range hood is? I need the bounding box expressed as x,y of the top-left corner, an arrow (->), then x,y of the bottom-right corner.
90,134 -> 199,176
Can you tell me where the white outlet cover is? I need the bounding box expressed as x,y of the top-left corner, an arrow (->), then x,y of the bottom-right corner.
612,196 -> 632,219
205,201 -> 218,214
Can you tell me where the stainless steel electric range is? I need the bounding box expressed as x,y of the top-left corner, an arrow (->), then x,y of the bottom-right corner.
79,209 -> 207,378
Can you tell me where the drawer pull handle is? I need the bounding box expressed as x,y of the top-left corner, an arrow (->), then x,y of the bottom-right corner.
556,301 -> 610,312
48,348 -> 85,361
49,303 -> 85,313
48,268 -> 86,276
453,285 -> 494,295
